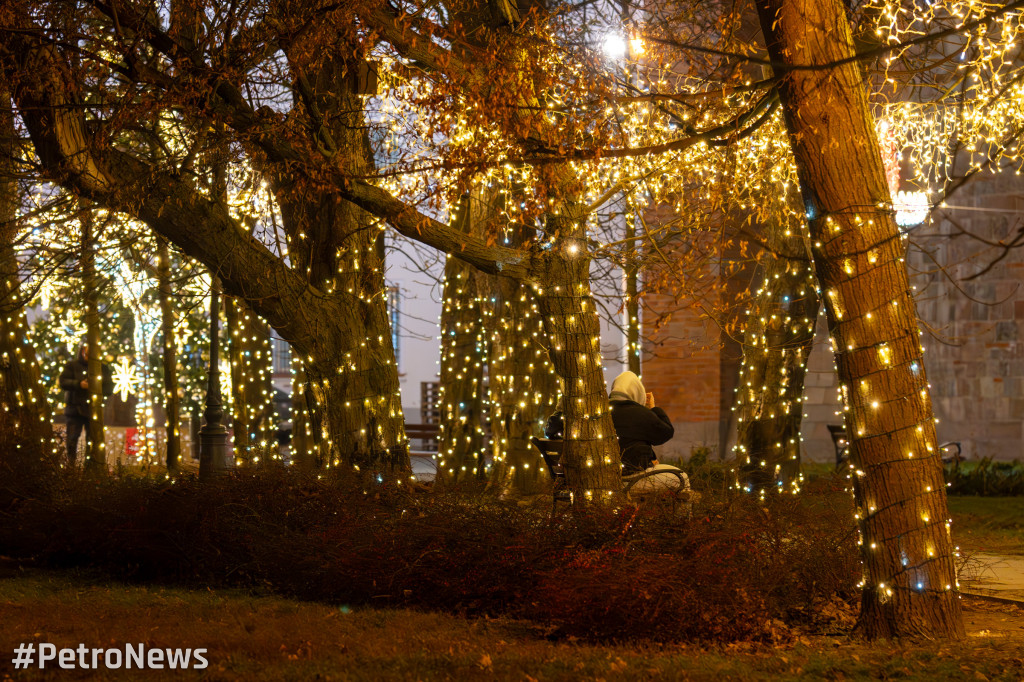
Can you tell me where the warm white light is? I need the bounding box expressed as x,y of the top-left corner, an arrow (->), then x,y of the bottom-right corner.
603,34 -> 627,60
894,191 -> 929,227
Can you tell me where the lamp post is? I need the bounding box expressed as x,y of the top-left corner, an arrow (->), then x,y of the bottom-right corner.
199,275 -> 230,480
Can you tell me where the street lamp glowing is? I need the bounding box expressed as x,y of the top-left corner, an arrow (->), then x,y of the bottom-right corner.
602,34 -> 643,60
603,35 -> 626,60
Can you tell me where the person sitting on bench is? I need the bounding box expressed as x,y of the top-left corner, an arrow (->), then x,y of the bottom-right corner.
543,371 -> 676,474
608,370 -> 675,474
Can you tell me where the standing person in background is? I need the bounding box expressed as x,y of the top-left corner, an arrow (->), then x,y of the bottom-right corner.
608,370 -> 674,474
59,344 -> 113,465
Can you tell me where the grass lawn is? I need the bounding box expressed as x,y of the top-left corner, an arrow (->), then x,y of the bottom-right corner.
1,568 -> 1023,681
948,496 -> 1024,556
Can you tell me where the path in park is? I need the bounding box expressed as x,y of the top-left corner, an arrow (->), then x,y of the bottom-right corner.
961,553 -> 1024,603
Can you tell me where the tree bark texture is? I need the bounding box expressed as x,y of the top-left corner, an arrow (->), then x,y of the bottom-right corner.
537,201 -> 622,497
735,221 -> 819,493
0,91 -> 52,479
157,236 -> 181,471
756,0 -> 964,639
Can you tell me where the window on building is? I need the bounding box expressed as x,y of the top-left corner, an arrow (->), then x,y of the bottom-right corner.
387,285 -> 401,372
270,329 -> 290,375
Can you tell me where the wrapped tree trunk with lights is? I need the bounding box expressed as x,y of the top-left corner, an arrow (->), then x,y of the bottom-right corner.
0,91 -> 52,478
434,191 -> 491,483
534,197 -> 624,498
289,359 -> 314,469
436,254 -> 488,484
156,236 -> 181,471
755,0 -> 964,639
267,53 -> 408,477
486,277 -> 559,495
345,179 -> 624,496
734,220 -> 819,494
623,221 -> 642,376
361,2 -> 625,498
267,202 -> 406,476
5,36 -> 410,478
225,296 -> 275,464
80,209 -> 106,471
437,190 -> 560,492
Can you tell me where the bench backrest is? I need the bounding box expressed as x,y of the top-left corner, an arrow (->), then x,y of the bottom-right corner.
405,423 -> 439,437
827,424 -> 848,466
405,423 -> 439,454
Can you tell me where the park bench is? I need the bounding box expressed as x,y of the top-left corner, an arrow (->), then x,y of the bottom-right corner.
405,423 -> 439,455
828,424 -> 962,469
405,423 -> 439,481
530,437 -> 694,516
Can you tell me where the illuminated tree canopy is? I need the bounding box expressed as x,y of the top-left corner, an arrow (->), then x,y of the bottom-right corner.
2,0 -> 1024,640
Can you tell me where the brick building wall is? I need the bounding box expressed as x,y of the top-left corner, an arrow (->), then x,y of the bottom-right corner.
640,174 -> 1024,466
799,172 -> 1024,464
905,173 -> 1024,460
641,296 -> 725,461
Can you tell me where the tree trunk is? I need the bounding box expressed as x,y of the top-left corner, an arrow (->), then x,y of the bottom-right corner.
486,277 -> 559,494
157,236 -> 181,472
81,208 -> 106,471
0,90 -> 52,481
536,199 -> 622,498
289,356 -> 314,469
271,54 -> 408,478
224,295 -> 246,464
735,221 -> 819,494
624,218 -> 641,376
302,338 -> 406,477
436,254 -> 488,484
225,295 -> 275,465
756,0 -> 964,639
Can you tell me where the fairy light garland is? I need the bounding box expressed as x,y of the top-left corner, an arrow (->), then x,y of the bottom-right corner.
226,299 -> 277,466
435,259 -> 489,481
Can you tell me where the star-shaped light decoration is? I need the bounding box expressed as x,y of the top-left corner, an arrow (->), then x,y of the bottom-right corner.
111,356 -> 141,402
56,314 -> 88,352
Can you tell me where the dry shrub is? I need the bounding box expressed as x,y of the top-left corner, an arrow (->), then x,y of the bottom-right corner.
0,468 -> 860,643
946,458 -> 1024,496
525,489 -> 859,642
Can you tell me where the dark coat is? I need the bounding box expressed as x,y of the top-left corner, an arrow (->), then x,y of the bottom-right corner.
609,400 -> 674,473
59,357 -> 113,419
544,412 -> 564,439
542,401 -> 674,473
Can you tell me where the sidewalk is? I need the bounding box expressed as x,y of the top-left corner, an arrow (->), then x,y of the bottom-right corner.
961,553 -> 1024,603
